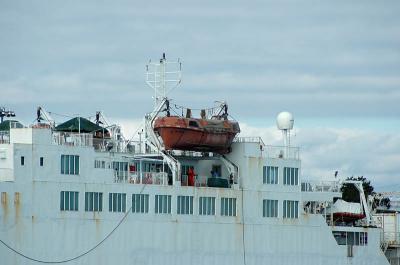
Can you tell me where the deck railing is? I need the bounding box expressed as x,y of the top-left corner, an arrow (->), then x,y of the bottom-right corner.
120,171 -> 169,185
381,232 -> 400,246
53,132 -> 93,147
264,145 -> 300,160
234,136 -> 265,146
301,180 -> 340,192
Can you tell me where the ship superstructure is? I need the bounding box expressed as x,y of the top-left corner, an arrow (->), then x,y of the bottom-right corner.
0,55 -> 391,265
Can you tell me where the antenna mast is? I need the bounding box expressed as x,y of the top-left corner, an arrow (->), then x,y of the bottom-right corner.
146,53 -> 182,110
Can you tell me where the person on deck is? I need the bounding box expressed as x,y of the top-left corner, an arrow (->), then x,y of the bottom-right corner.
188,167 -> 195,186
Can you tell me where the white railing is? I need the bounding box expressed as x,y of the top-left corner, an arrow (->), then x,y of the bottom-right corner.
0,131 -> 10,144
53,132 -> 93,147
180,175 -> 209,187
114,171 -> 129,183
234,136 -> 265,146
264,145 -> 300,160
124,171 -> 169,185
381,232 -> 400,246
301,180 -> 340,192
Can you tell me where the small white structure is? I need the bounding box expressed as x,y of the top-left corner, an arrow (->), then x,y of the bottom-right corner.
276,111 -> 294,158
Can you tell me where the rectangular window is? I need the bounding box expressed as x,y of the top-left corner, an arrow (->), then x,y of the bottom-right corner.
85,192 -> 103,212
283,167 -> 299,185
95,160 -> 106,169
263,199 -> 278,217
20,156 -> 24,166
40,157 -> 44,167
132,194 -> 149,213
263,166 -> 278,184
108,193 -> 126,212
221,197 -> 237,217
199,197 -> 216,215
283,200 -> 299,219
155,195 -> 172,214
333,231 -> 368,246
61,155 -> 80,175
60,191 -> 79,211
177,195 -> 193,215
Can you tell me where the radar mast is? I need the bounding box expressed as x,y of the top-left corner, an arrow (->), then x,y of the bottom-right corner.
146,53 -> 182,110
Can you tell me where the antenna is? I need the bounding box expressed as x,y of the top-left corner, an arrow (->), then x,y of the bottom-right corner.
276,111 -> 294,158
145,53 -> 182,110
0,107 -> 15,123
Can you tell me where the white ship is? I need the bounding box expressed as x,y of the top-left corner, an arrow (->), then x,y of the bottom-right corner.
0,55 -> 394,265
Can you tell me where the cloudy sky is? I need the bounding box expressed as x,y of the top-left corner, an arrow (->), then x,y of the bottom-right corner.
1,1 -> 399,190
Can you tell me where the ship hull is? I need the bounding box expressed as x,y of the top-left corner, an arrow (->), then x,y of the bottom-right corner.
0,181 -> 390,265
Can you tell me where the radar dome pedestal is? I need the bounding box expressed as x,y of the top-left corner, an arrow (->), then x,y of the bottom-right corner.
276,111 -> 294,158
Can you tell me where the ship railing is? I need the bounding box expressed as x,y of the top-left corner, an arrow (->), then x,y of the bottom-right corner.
53,132 -> 93,147
0,131 -> 10,144
301,180 -> 340,192
381,232 -> 400,247
234,137 -> 265,146
114,171 -> 129,183
264,145 -> 300,160
120,171 -> 169,185
181,174 -> 208,187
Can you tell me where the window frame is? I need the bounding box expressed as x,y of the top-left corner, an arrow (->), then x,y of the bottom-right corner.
263,166 -> 278,184
220,197 -> 237,217
263,199 -> 278,218
108,192 -> 126,212
60,191 -> 79,211
85,192 -> 103,212
199,196 -> 216,216
155,194 -> 172,214
132,194 -> 149,213
177,195 -> 194,215
283,200 -> 299,219
61,155 -> 80,175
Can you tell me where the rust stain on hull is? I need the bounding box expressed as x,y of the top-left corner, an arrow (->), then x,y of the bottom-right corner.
14,192 -> 20,222
1,192 -> 8,224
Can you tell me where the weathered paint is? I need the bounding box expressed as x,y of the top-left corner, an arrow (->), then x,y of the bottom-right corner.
0,128 -> 390,265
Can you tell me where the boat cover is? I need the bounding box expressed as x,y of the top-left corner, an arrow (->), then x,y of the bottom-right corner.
0,120 -> 24,131
55,117 -> 107,133
328,199 -> 363,215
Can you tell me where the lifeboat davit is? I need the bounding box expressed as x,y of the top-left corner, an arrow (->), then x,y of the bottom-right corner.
153,116 -> 240,154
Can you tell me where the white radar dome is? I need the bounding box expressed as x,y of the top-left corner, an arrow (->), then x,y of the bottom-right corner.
276,111 -> 294,130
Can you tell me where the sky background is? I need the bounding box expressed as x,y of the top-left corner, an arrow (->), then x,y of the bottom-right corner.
1,0 -> 399,190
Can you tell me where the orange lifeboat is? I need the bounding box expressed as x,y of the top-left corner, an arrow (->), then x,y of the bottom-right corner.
153,116 -> 240,154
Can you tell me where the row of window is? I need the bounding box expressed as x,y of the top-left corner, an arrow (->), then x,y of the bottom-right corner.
61,191 -> 300,220
263,166 -> 299,186
263,199 -> 299,219
60,191 -> 237,217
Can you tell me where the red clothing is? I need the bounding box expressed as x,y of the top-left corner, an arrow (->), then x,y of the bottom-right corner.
188,168 -> 195,186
